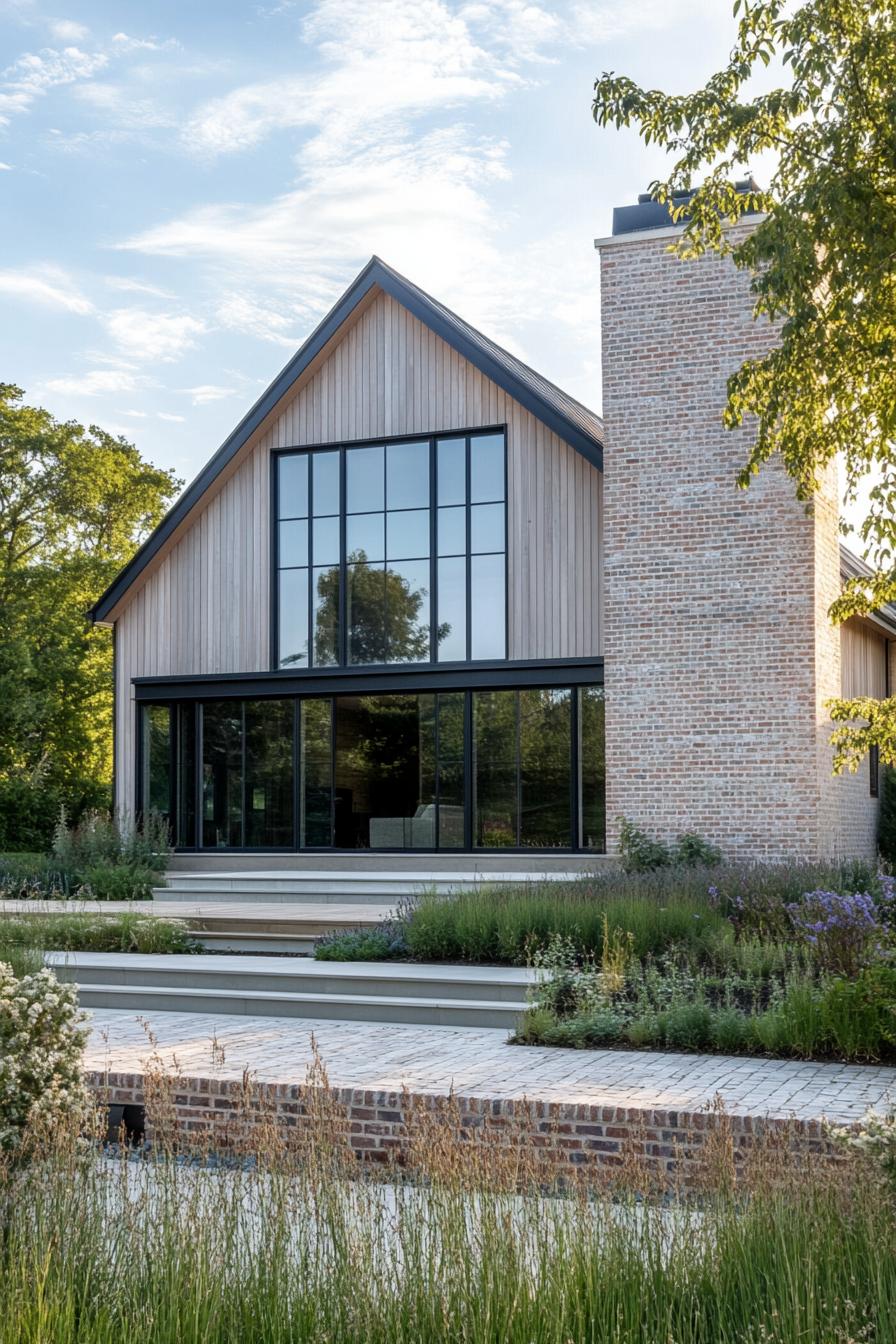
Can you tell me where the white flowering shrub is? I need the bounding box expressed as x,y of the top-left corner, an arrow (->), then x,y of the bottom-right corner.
0,961 -> 90,1153
829,1108 -> 896,1194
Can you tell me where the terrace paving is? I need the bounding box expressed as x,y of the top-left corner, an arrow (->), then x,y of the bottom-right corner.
85,1008 -> 896,1125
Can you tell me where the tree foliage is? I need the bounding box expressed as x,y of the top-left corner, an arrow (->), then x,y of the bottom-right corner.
0,385 -> 179,847
593,0 -> 896,767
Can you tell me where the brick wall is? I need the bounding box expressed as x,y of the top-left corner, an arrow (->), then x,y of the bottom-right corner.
599,223 -> 849,861
92,1070 -> 839,1189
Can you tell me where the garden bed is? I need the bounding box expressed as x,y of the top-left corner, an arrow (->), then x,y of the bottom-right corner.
316,859 -> 896,1064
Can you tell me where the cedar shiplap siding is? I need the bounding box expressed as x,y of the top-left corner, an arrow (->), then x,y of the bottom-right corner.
840,618 -> 888,699
113,291 -> 603,812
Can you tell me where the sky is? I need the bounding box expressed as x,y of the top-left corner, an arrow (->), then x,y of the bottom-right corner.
0,0 -> 753,490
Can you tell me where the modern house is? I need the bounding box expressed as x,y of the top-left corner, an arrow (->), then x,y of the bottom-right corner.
90,198 -> 895,864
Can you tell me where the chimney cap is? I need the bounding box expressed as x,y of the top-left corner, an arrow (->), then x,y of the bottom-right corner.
612,177 -> 761,237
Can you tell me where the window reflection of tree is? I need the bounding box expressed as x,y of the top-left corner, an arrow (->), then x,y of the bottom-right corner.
313,550 -> 450,666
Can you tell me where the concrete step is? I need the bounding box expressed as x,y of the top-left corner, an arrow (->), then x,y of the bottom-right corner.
2,899 -> 390,955
192,930 -> 318,955
156,868 -> 586,905
167,853 -> 606,875
47,952 -> 534,1029
68,982 -> 525,1028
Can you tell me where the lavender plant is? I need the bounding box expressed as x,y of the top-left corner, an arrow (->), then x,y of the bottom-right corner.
786,889 -> 888,977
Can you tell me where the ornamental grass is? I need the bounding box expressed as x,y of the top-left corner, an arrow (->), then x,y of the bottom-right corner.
0,1043 -> 894,1344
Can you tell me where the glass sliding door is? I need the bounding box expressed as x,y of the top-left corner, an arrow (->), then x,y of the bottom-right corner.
142,705 -> 172,831
200,700 -> 294,849
435,692 -> 466,847
578,686 -> 606,852
473,688 -> 573,848
142,680 -> 605,853
473,690 -> 518,847
300,698 -> 333,847
201,703 -> 243,848
333,694 -> 437,848
175,704 -> 197,848
244,700 -> 295,847
520,688 -> 572,847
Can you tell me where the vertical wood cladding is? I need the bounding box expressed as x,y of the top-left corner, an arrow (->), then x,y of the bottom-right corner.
112,291 -> 603,812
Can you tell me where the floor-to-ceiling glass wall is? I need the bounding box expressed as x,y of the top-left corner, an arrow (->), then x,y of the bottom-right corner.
140,683 -> 604,851
472,688 -> 574,848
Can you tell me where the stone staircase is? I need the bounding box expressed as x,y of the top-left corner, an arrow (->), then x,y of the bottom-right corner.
48,952 -> 534,1030
154,867 -> 587,905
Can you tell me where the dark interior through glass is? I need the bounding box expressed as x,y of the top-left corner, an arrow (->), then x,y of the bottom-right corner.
142,683 -> 603,851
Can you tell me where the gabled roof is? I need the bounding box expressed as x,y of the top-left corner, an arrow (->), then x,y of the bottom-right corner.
839,544 -> 896,638
90,256 -> 603,623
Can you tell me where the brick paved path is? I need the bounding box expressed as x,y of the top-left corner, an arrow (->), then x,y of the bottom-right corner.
87,1008 -> 896,1124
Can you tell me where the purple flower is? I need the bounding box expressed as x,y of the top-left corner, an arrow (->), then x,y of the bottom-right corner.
786,888 -> 884,976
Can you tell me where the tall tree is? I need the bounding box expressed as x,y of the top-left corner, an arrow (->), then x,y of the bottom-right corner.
592,0 -> 896,771
0,384 -> 179,847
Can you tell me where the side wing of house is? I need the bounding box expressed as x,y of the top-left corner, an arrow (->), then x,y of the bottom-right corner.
110,288 -> 603,826
836,616 -> 893,855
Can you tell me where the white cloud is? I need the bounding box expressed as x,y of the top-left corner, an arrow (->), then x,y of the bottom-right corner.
0,44 -> 108,127
121,408 -> 147,417
110,32 -> 179,54
71,80 -> 176,129
0,161 -> 13,170
215,293 -> 300,346
48,19 -> 89,42
120,126 -> 508,280
157,411 -> 185,422
181,0 -> 525,160
116,0 -> 602,386
104,276 -> 175,299
104,307 -> 207,362
0,265 -> 94,314
180,384 -> 238,406
43,367 -> 145,395
567,0 -> 718,42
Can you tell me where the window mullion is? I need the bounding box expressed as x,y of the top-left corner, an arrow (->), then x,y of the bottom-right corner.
339,447 -> 347,666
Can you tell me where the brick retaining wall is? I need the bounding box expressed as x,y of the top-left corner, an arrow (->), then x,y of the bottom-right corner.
90,1069 -> 839,1188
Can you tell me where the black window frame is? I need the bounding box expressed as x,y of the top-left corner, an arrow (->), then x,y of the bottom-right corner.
135,671 -> 605,855
271,426 -> 509,674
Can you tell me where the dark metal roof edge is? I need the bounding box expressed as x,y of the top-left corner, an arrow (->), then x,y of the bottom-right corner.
90,259 -> 383,622
369,257 -> 604,467
91,257 -> 602,623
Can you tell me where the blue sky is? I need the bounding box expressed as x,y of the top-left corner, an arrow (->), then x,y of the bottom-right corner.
1,0 -> 744,487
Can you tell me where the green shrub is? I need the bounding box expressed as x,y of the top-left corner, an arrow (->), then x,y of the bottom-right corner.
402,884 -> 726,966
78,863 -> 159,902
0,775 -> 109,854
0,912 -> 199,956
663,1002 -> 714,1050
51,809 -> 169,878
618,819 -> 723,873
820,965 -> 896,1061
315,924 -> 409,962
0,963 -> 89,1154
709,1006 -> 750,1054
0,851 -> 75,899
674,832 -> 723,867
618,818 -> 671,872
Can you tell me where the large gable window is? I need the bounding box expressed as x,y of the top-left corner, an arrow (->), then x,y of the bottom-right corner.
275,430 -> 507,669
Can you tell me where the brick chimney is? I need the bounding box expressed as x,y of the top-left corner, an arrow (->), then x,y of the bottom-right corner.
595,192 -> 842,862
